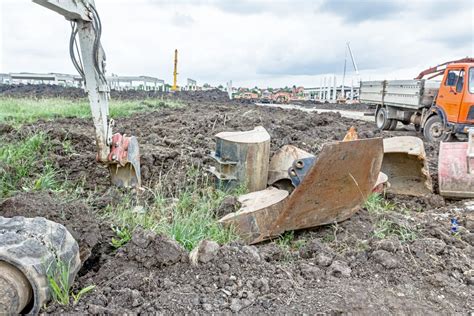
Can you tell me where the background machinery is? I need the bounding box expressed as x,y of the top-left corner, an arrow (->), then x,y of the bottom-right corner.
360,58 -> 474,198
360,58 -> 474,142
172,49 -> 179,91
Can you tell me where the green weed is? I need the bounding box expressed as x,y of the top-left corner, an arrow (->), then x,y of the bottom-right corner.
277,231 -> 295,249
30,164 -> 59,191
46,259 -> 70,305
0,133 -> 63,197
46,258 -> 95,306
373,218 -> 417,242
71,285 -> 96,305
321,232 -> 335,243
364,193 -> 394,215
110,224 -> 133,249
275,231 -> 306,262
62,139 -> 74,155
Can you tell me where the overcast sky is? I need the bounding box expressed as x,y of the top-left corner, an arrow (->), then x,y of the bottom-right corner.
0,0 -> 473,88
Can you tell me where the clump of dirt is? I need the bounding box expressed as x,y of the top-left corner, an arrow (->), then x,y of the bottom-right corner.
0,122 -> 13,135
215,196 -> 240,218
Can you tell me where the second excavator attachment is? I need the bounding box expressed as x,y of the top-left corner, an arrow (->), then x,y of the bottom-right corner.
108,134 -> 141,188
381,136 -> 432,196
438,130 -> 474,198
221,138 -> 384,244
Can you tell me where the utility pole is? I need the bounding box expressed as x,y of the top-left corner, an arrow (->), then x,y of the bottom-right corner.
342,42 -> 360,101
172,49 -> 178,91
227,80 -> 233,100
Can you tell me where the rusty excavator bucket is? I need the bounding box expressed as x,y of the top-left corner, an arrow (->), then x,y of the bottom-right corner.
438,131 -> 474,198
220,138 -> 384,244
108,134 -> 141,188
381,136 -> 432,196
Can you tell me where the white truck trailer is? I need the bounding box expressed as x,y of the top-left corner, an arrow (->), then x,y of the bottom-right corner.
360,79 -> 440,131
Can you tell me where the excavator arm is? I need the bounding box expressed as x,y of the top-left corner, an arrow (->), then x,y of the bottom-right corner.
415,57 -> 474,80
33,0 -> 141,187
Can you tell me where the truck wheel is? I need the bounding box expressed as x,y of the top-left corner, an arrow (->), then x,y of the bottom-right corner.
375,108 -> 391,130
388,120 -> 398,131
423,115 -> 452,142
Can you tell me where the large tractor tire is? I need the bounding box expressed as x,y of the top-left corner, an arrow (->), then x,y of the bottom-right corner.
423,115 -> 452,142
375,107 -> 392,130
0,216 -> 80,314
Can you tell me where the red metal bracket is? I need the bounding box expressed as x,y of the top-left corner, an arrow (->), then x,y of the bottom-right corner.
108,133 -> 131,166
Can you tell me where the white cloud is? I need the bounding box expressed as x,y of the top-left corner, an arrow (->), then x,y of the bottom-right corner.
0,0 -> 472,88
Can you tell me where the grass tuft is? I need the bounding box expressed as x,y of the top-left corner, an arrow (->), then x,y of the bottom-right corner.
0,133 -> 63,197
46,258 -> 95,306
0,97 -> 184,125
364,193 -> 395,215
103,173 -> 242,251
373,218 -> 417,242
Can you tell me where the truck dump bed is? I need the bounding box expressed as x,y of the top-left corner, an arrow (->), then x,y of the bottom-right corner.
360,80 -> 440,109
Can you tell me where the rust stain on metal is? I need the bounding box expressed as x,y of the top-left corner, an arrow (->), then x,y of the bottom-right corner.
269,138 -> 384,238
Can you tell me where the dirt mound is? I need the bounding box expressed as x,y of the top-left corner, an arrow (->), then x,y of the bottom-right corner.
45,206 -> 473,314
0,84 -> 232,103
0,84 -> 86,99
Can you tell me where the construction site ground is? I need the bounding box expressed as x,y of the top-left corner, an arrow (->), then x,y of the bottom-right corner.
0,86 -> 473,314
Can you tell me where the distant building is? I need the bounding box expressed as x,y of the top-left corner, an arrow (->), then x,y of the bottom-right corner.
1,72 -> 167,91
8,72 -> 81,87
107,75 -> 166,91
185,78 -> 197,91
0,73 -> 11,84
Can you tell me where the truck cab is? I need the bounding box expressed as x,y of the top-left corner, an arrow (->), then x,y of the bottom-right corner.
423,63 -> 474,142
436,63 -> 474,125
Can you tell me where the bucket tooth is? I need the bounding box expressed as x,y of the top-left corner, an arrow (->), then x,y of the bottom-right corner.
381,136 -> 432,197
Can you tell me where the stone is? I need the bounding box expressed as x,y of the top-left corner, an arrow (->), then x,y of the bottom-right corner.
371,250 -> 399,269
189,240 -> 220,265
315,253 -> 333,267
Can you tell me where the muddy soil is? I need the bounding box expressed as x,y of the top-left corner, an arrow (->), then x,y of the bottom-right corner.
291,100 -> 374,112
0,91 -> 473,314
1,97 -> 389,196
